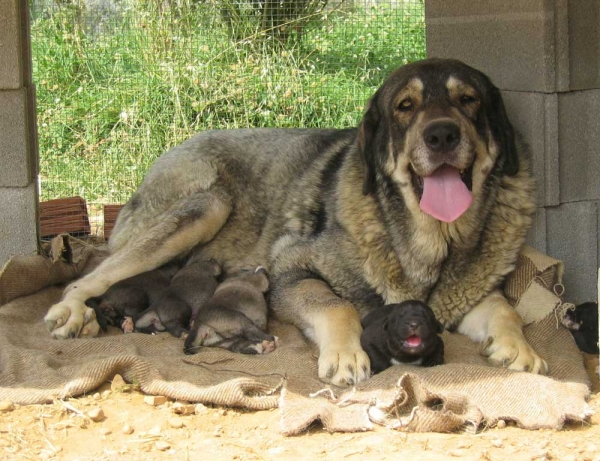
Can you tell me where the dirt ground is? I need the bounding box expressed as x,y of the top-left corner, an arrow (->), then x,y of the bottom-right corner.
1,355 -> 599,461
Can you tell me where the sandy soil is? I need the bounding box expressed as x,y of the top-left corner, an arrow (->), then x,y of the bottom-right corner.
1,355 -> 599,461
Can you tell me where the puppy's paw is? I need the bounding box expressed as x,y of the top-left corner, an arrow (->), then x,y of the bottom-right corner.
481,334 -> 548,375
259,337 -> 279,354
80,308 -> 101,337
318,344 -> 371,387
121,316 -> 135,334
44,299 -> 100,339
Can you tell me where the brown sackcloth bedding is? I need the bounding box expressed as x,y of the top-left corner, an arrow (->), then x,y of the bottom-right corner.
0,237 -> 592,435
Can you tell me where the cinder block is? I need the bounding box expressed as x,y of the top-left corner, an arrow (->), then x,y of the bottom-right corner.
0,183 -> 39,265
0,0 -> 24,89
546,201 -> 598,304
558,89 -> 600,202
426,0 -> 565,92
0,89 -> 33,187
526,207 -> 547,253
567,0 -> 600,90
502,91 -> 560,207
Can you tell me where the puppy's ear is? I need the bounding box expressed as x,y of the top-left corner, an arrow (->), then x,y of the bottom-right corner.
208,259 -> 222,278
427,307 -> 444,333
382,317 -> 391,335
253,271 -> 270,293
487,85 -> 519,176
357,93 -> 381,195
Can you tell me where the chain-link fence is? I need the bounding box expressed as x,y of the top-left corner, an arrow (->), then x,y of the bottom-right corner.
30,0 -> 425,238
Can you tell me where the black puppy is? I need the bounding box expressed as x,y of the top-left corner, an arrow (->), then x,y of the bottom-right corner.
562,302 -> 599,354
133,259 -> 222,338
360,300 -> 444,374
184,267 -> 278,355
85,261 -> 180,333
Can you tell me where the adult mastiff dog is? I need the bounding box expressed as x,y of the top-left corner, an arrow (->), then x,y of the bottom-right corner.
44,58 -> 548,386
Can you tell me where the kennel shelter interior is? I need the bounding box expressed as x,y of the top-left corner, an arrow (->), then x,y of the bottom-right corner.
1,0 -> 600,453
1,1 -> 598,308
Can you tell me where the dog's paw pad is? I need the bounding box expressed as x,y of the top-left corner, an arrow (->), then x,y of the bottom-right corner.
45,299 -> 99,339
483,334 -> 548,375
318,346 -> 371,387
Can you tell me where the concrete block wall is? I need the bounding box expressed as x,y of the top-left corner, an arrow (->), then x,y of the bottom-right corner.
0,0 -> 39,265
427,0 -> 600,304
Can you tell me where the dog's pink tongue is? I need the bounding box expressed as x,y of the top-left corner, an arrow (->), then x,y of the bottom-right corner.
419,164 -> 473,222
407,335 -> 422,347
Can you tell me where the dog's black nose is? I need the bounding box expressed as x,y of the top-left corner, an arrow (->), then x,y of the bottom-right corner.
409,321 -> 419,330
423,121 -> 461,153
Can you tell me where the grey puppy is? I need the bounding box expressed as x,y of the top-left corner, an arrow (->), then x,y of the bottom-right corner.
134,259 -> 222,338
184,267 -> 278,355
85,262 -> 180,334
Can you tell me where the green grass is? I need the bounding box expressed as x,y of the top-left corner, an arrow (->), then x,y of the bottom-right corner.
31,0 -> 425,204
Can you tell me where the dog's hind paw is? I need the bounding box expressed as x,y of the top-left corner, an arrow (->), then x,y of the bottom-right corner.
318,345 -> 371,387
481,333 -> 548,375
44,299 -> 100,339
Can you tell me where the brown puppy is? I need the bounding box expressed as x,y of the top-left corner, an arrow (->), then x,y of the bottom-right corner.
361,301 -> 444,374
184,267 -> 277,355
134,259 -> 221,338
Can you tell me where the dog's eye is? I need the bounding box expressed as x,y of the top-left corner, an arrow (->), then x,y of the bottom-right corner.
460,94 -> 478,105
398,99 -> 414,112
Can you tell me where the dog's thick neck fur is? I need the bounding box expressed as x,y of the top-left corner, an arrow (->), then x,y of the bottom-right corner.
277,133 -> 535,326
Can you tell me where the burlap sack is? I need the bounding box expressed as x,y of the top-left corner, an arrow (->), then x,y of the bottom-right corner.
0,238 -> 592,435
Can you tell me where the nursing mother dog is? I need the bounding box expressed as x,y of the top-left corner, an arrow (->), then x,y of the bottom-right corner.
44,58 -> 548,386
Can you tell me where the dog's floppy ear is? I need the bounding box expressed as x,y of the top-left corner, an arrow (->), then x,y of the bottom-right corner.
357,93 -> 381,195
487,85 -> 519,176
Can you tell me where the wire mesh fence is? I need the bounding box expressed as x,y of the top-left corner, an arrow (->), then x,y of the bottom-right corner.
30,0 -> 426,239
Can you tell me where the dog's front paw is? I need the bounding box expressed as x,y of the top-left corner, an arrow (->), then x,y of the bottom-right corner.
44,299 -> 100,339
481,334 -> 548,375
318,345 -> 371,387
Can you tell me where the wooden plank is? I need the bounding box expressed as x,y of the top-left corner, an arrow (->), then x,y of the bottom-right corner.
40,196 -> 91,238
103,204 -> 124,240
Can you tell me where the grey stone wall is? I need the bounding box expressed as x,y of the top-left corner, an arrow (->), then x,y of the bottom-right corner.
426,0 -> 600,304
0,0 -> 39,265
